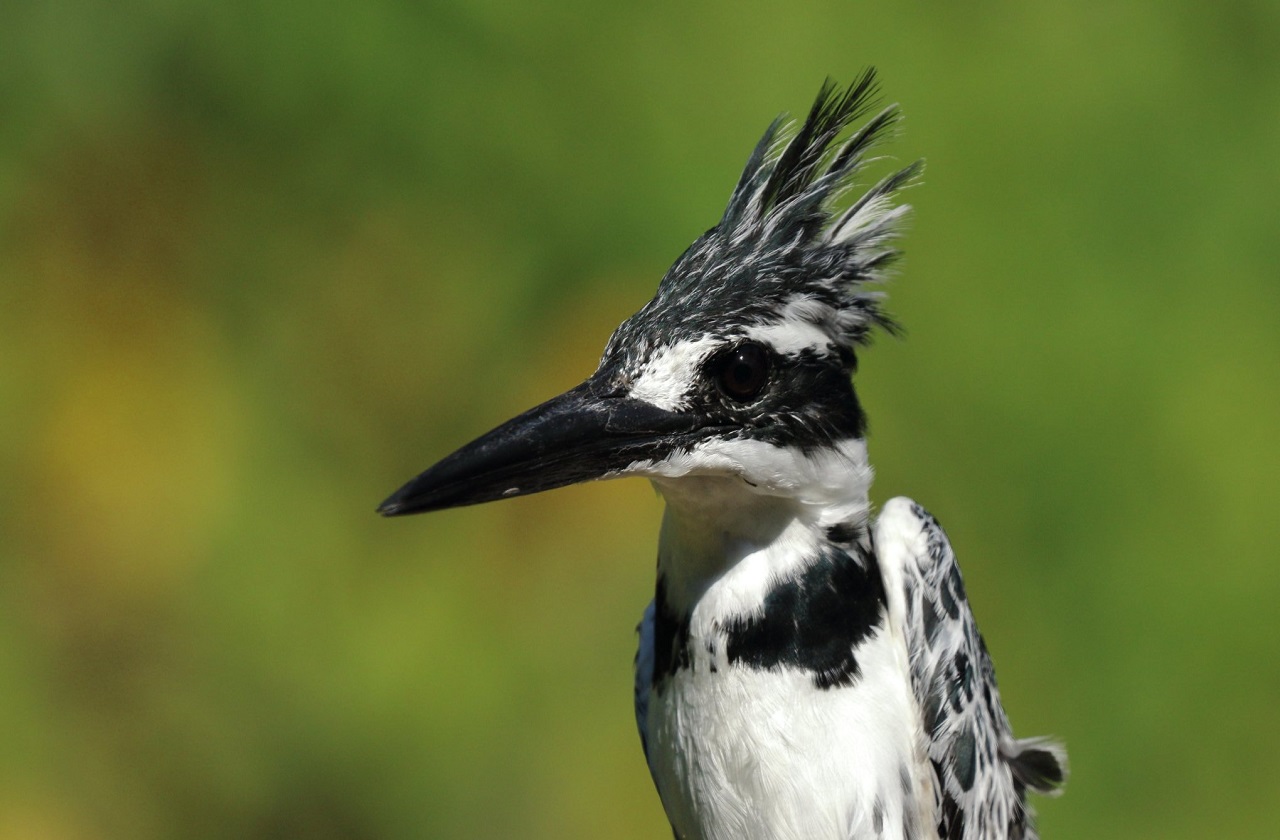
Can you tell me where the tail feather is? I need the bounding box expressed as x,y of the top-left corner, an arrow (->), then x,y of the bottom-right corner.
1004,736 -> 1069,796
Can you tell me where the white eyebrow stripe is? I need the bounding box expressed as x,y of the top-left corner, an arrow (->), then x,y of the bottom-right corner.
628,335 -> 723,411
743,319 -> 836,357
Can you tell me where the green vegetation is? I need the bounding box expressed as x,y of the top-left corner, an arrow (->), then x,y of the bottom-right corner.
1,2 -> 1276,838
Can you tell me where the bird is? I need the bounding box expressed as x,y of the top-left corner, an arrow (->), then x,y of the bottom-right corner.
379,69 -> 1067,840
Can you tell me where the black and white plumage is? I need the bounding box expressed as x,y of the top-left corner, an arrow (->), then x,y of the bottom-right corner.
381,69 -> 1066,840
877,501 -> 1067,840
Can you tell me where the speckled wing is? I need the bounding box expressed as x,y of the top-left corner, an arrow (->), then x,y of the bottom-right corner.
874,498 -> 1067,840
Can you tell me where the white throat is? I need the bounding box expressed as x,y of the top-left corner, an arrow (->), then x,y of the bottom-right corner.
648,437 -> 873,618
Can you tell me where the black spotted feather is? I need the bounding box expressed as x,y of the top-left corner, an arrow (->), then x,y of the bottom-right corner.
876,498 -> 1067,840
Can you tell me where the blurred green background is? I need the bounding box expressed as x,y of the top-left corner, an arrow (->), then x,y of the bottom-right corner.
1,1 -> 1277,838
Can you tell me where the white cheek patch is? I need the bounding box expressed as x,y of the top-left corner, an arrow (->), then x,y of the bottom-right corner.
628,335 -> 723,410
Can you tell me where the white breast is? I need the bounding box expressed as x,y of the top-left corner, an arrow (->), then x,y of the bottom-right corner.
644,622 -> 936,840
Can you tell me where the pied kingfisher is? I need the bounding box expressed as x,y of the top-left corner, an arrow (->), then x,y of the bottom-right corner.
380,70 -> 1067,840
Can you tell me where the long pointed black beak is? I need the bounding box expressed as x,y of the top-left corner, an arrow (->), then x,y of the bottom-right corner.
378,379 -> 704,516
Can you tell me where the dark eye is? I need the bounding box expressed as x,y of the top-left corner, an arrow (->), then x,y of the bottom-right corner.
716,342 -> 770,401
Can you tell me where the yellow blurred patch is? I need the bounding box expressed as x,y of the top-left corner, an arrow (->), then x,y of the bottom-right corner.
30,310 -> 244,600
5,127 -> 247,638
0,796 -> 95,840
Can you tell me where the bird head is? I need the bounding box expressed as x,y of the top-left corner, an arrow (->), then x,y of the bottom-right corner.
380,71 -> 919,518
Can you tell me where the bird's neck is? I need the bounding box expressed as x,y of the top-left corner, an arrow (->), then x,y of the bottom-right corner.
651,438 -> 874,621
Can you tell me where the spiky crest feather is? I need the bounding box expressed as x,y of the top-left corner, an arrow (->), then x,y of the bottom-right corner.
604,70 -> 921,372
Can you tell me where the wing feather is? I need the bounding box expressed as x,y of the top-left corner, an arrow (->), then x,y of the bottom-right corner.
634,600 -> 656,764
874,497 -> 1066,840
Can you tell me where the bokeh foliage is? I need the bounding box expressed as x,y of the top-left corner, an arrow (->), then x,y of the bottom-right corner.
1,2 -> 1277,838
